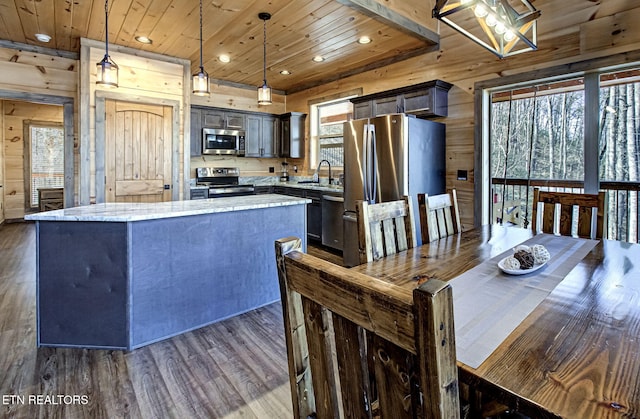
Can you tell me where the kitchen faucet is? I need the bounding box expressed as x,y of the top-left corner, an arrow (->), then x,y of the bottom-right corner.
315,159 -> 332,185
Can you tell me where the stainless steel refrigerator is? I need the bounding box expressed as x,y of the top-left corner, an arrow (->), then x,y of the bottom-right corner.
342,114 -> 445,267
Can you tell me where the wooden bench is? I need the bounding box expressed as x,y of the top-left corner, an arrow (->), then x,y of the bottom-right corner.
275,237 -> 460,419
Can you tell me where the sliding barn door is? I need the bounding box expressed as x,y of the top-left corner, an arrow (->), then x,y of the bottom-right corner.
105,100 -> 172,203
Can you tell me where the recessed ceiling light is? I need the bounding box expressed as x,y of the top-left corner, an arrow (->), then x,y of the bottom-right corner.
312,55 -> 325,63
135,36 -> 152,44
280,70 -> 291,75
358,36 -> 371,44
35,33 -> 51,43
219,54 -> 230,63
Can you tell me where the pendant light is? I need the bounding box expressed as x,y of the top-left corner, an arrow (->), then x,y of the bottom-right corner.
257,12 -> 272,105
192,0 -> 210,96
96,0 -> 118,88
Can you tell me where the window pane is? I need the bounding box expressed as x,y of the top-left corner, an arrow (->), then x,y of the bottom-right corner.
599,69 -> 640,242
599,69 -> 640,182
31,126 -> 64,207
491,79 -> 585,183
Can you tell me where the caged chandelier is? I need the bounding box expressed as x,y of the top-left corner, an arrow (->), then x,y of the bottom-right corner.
433,0 -> 541,58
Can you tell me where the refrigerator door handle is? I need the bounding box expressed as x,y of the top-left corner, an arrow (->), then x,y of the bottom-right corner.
364,123 -> 376,204
362,124 -> 370,203
370,125 -> 377,203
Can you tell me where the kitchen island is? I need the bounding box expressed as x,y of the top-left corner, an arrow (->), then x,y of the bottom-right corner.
25,194 -> 309,350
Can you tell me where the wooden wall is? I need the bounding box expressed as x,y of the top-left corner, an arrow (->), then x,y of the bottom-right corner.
1,101 -> 63,220
0,45 -> 77,221
285,2 -> 640,230
80,38 -> 189,203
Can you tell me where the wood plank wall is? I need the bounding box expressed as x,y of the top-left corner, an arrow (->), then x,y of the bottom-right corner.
285,2 -> 640,230
81,38 -> 188,203
0,45 -> 77,220
1,101 -> 63,220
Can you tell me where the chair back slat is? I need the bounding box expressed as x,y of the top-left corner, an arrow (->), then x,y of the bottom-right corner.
301,297 -> 341,418
418,190 -> 461,243
275,237 -> 460,419
532,188 -> 606,239
332,315 -> 372,419
357,197 -> 416,264
373,335 -> 418,418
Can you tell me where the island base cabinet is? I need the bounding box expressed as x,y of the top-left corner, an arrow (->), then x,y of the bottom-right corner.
37,222 -> 129,349
35,203 -> 307,350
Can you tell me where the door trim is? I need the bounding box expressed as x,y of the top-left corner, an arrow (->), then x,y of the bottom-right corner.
95,92 -> 181,203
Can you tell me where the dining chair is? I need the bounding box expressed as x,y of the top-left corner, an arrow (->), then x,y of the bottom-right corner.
356,196 -> 416,264
275,236 -> 461,419
531,188 -> 606,239
418,189 -> 461,243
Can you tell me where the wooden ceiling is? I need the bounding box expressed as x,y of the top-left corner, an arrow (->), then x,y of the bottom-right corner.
0,0 -> 439,93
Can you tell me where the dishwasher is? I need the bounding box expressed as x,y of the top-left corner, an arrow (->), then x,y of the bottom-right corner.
322,194 -> 344,251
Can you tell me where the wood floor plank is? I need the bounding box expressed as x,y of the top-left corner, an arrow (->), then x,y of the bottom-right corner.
0,222 -> 293,419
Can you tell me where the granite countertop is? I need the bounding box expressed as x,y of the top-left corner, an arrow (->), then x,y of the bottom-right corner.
25,194 -> 310,222
274,182 -> 343,194
238,175 -> 343,194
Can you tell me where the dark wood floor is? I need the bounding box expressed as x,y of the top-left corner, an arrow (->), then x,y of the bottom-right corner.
0,222 -> 297,419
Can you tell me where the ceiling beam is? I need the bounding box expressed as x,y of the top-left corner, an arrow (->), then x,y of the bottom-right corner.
286,45 -> 438,94
334,0 -> 440,45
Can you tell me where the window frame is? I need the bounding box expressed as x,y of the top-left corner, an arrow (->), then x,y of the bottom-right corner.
475,53 -> 640,227
308,90 -> 360,172
24,121 -> 65,210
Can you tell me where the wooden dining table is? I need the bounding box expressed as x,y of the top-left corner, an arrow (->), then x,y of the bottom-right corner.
350,225 -> 640,419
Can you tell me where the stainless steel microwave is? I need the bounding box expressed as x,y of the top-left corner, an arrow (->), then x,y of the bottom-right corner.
202,128 -> 245,156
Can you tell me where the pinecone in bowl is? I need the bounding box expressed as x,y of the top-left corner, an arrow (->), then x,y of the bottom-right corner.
514,249 -> 535,269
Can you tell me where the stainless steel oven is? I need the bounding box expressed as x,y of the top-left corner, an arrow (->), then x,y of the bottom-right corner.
202,128 -> 245,156
194,167 -> 255,199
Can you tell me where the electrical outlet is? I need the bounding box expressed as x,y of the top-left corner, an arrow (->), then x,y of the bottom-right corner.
269,167 -> 275,173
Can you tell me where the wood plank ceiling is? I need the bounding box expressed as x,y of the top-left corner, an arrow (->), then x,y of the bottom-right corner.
0,0 -> 438,93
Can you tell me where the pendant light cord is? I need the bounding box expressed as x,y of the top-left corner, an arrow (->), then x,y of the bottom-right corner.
104,0 -> 110,57
199,0 -> 204,72
262,17 -> 267,84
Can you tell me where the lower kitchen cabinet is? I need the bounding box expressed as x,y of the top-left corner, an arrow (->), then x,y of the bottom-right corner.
253,185 -> 273,194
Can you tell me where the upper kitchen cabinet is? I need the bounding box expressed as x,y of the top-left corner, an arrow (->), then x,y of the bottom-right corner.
202,108 -> 245,130
246,114 -> 278,158
350,80 -> 453,119
280,112 -> 307,159
190,107 -> 203,157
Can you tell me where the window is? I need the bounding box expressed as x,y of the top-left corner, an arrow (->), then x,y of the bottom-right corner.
486,66 -> 640,241
310,99 -> 353,169
491,78 -> 586,189
27,124 -> 64,208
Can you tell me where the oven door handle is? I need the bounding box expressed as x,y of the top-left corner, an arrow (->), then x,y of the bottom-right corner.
209,186 -> 255,195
